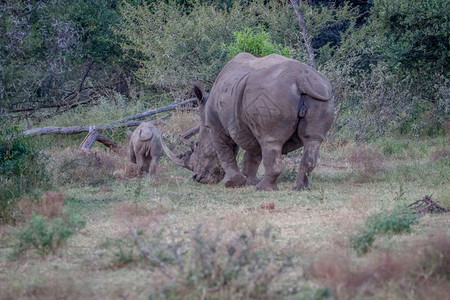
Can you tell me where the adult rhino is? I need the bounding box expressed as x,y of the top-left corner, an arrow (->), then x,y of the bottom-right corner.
162,52 -> 334,191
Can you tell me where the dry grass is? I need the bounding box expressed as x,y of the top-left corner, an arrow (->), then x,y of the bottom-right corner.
311,231 -> 450,299
50,148 -> 126,186
347,143 -> 385,180
14,191 -> 65,222
0,131 -> 449,299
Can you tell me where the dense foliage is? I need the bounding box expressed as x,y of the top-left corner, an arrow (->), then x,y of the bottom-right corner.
1,0 -> 447,138
0,126 -> 52,223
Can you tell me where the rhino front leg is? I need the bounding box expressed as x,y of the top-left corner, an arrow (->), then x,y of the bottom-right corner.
211,134 -> 246,188
294,140 -> 321,190
256,142 -> 283,191
241,151 -> 261,185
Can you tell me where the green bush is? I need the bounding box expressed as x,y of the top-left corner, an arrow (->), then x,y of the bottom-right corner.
350,205 -> 418,255
12,213 -> 85,258
226,27 -> 291,58
0,126 -> 52,223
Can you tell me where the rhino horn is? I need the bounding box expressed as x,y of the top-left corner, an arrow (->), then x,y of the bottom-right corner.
160,135 -> 194,171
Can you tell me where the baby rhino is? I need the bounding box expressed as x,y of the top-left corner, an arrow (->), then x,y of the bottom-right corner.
127,122 -> 162,176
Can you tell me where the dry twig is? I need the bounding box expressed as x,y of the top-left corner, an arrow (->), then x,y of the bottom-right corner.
408,195 -> 449,214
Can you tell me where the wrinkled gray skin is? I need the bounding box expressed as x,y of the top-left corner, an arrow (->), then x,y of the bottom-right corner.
162,52 -> 334,190
127,122 -> 162,176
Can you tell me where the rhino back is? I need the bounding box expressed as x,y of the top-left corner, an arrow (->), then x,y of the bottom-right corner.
205,53 -> 332,150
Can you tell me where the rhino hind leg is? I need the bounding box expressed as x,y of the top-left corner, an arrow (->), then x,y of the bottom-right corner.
129,142 -> 137,164
241,151 -> 262,185
136,156 -> 151,176
294,140 -> 321,190
149,152 -> 161,177
256,142 -> 283,191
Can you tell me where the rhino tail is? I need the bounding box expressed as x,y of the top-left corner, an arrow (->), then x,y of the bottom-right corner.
296,67 -> 333,101
139,129 -> 154,141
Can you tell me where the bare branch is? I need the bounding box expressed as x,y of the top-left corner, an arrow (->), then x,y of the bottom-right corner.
290,0 -> 316,69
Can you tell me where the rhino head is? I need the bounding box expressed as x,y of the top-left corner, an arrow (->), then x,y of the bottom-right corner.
161,84 -> 225,184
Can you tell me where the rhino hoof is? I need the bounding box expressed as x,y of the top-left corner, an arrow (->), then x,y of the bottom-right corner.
293,184 -> 309,191
256,182 -> 278,191
246,176 -> 261,186
225,173 -> 247,188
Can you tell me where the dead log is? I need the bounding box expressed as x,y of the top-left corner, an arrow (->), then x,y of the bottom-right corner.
23,97 -> 196,136
80,130 -> 124,154
179,124 -> 200,147
107,97 -> 197,125
80,130 -> 99,153
96,133 -> 124,154
23,120 -> 142,136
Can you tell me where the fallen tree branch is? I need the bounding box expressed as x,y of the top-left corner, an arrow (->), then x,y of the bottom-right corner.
80,130 -> 125,154
23,97 -> 196,136
109,97 -> 197,125
23,120 -> 143,136
179,124 -> 200,147
408,195 -> 449,214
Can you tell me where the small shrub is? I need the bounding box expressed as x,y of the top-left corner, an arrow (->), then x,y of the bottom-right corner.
350,205 -> 417,255
107,223 -> 302,299
12,213 -> 85,257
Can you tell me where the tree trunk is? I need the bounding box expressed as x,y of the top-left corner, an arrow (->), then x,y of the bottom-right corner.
290,0 -> 316,69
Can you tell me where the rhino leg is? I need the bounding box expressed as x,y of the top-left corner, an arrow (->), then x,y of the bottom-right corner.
294,140 -> 321,190
241,151 -> 261,185
136,155 -> 150,176
149,146 -> 161,176
211,134 -> 246,188
256,142 -> 283,191
129,142 -> 136,164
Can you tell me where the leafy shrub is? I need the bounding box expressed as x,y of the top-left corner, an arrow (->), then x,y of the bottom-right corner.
226,27 -> 291,58
12,213 -> 85,257
107,224 -> 303,299
350,205 -> 417,255
0,127 -> 52,223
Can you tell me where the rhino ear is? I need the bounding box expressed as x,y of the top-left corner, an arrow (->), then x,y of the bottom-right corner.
193,83 -> 206,104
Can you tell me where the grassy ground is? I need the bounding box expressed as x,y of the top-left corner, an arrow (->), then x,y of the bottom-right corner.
0,112 -> 449,299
